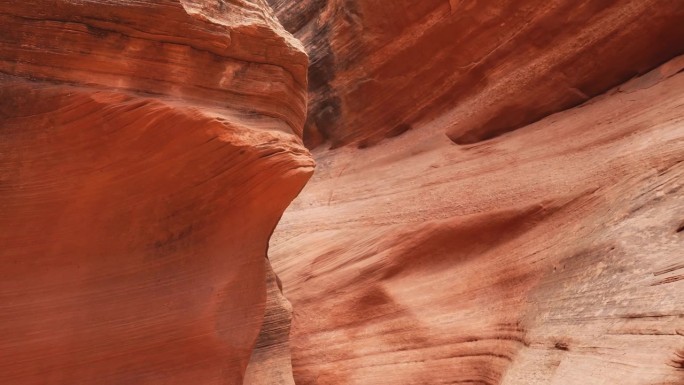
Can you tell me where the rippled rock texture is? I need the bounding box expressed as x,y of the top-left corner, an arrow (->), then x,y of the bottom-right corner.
268,0 -> 684,148
3,1 -> 684,384
266,0 -> 684,383
271,57 -> 684,385
0,1 -> 311,384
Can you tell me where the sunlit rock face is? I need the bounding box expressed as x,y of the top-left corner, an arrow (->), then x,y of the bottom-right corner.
271,57 -> 684,385
3,1 -> 684,384
264,1 -> 684,384
268,0 -> 684,148
0,1 -> 311,384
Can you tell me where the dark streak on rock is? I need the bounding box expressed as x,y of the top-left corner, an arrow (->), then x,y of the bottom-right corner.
86,24 -> 109,38
554,342 -> 569,351
266,0 -> 339,147
668,349 -> 684,370
152,224 -> 194,254
622,313 -> 669,319
651,275 -> 684,286
311,96 -> 341,142
386,123 -> 412,139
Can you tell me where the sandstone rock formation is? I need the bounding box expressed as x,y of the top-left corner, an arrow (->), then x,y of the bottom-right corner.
0,1 -> 311,384
268,0 -> 684,148
244,258 -> 297,384
264,1 -> 684,383
271,57 -> 684,385
3,1 -> 684,385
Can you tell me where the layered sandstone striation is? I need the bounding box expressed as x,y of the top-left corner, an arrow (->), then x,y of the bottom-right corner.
3,1 -> 684,385
0,1 -> 310,384
268,0 -> 684,148
265,2 -> 684,383
271,57 -> 684,384
244,258 -> 297,385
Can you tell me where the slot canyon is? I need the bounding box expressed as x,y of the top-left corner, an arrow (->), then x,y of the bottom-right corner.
0,1 -> 683,384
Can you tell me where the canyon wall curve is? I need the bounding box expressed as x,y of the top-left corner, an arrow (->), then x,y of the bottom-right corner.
0,1 -> 311,384
267,1 -> 684,384
2,1 -> 684,385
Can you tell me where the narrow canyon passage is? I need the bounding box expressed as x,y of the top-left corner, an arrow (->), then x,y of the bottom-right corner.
1,1 -> 683,384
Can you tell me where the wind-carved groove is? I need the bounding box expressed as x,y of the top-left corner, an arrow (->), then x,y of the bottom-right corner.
667,349 -> 684,370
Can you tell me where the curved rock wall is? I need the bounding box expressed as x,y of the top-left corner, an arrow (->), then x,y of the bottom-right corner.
3,1 -> 683,384
0,0 -> 307,133
0,1 -> 311,384
268,0 -> 684,148
270,58 -> 684,384
263,3 -> 684,383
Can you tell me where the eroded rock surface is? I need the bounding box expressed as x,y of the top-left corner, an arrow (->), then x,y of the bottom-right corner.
263,3 -> 684,383
244,258 -> 296,385
0,1 -> 311,384
270,58 -> 684,384
268,0 -> 684,148
3,1 -> 684,384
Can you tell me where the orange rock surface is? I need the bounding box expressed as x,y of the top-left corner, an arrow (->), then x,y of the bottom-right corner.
268,0 -> 684,148
260,3 -> 684,383
0,1 -> 311,384
2,1 -> 684,384
271,58 -> 684,384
